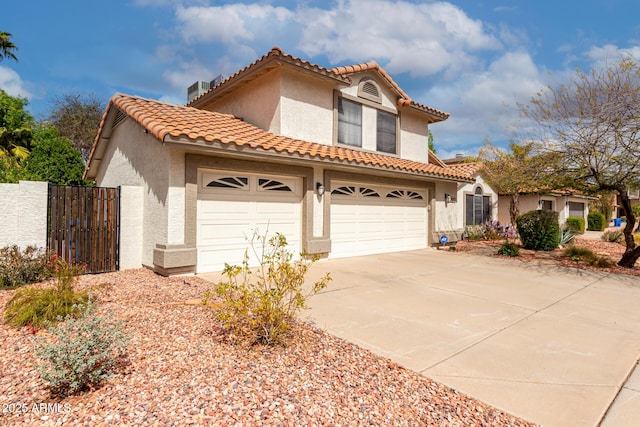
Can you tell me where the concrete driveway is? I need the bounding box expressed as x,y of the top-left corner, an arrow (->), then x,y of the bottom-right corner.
301,249 -> 640,427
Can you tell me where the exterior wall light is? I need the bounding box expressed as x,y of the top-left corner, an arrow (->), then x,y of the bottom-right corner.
316,182 -> 325,197
444,193 -> 452,203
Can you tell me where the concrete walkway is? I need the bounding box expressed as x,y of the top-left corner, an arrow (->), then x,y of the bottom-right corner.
298,250 -> 640,427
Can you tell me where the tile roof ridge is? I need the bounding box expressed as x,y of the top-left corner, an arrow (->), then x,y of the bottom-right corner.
187,47 -> 349,106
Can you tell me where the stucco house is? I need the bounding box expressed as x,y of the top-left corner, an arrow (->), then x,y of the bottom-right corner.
444,160 -> 498,231
84,47 -> 472,275
443,155 -> 595,232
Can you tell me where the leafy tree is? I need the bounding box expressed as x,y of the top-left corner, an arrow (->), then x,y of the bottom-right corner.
46,93 -> 105,162
0,32 -> 18,62
0,90 -> 33,160
478,140 -> 559,226
24,126 -> 87,186
428,129 -> 436,154
521,58 -> 640,267
0,157 -> 35,183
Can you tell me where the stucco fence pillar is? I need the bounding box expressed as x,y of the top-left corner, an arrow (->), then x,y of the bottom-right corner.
118,185 -> 144,270
0,181 -> 48,250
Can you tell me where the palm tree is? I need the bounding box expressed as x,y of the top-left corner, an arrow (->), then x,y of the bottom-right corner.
0,32 -> 18,62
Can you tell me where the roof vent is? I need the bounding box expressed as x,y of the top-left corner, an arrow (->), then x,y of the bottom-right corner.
455,153 -> 464,158
357,77 -> 382,103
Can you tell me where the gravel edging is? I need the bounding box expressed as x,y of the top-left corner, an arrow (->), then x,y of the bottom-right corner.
1,269 -> 538,426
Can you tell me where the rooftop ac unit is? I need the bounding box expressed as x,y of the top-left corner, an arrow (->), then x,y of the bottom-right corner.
187,80 -> 211,102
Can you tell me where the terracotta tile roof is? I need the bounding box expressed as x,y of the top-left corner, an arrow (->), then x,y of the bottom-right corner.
447,162 -> 482,176
331,61 -> 449,121
86,94 -> 471,182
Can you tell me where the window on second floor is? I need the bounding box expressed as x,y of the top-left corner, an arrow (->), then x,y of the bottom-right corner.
377,110 -> 397,154
338,98 -> 362,147
337,96 -> 398,154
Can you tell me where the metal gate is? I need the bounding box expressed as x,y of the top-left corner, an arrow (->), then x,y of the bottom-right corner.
47,185 -> 120,274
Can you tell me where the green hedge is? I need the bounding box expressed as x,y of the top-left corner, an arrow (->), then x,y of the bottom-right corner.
587,212 -> 606,231
565,216 -> 585,234
517,210 -> 560,251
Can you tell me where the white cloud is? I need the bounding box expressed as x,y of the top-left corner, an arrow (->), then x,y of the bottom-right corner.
298,0 -> 501,77
0,66 -> 33,99
424,50 -> 544,153
175,4 -> 295,45
585,44 -> 640,68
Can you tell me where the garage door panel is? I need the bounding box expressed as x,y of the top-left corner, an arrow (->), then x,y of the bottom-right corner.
330,183 -> 427,259
197,171 -> 302,274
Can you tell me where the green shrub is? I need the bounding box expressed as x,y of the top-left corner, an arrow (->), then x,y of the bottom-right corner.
204,232 -> 331,346
33,300 -> 128,396
4,256 -> 88,329
587,212 -> 606,231
563,246 -> 595,262
565,216 -> 585,234
516,210 -> 560,251
0,245 -> 51,289
602,230 -> 624,244
497,241 -> 520,257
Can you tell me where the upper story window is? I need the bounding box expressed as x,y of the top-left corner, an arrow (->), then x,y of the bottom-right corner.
377,110 -> 397,154
338,98 -> 362,147
337,94 -> 398,154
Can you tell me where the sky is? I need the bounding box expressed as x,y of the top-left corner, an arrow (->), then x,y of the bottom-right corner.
3,0 -> 640,159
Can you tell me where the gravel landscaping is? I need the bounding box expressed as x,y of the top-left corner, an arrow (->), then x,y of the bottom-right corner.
455,236 -> 640,277
1,268 -> 538,426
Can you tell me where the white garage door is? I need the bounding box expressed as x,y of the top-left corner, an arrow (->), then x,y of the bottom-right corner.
330,183 -> 428,258
197,171 -> 302,273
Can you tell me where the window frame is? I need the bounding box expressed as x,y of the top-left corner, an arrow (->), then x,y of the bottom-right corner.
337,97 -> 362,148
464,186 -> 492,226
334,91 -> 399,155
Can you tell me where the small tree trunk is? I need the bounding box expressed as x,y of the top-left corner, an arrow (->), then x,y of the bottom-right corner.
509,193 -> 520,226
617,189 -> 639,268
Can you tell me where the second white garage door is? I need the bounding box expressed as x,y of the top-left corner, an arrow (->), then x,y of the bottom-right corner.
196,170 -> 302,273
330,183 -> 428,258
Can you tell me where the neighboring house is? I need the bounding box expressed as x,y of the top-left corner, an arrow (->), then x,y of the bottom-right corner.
500,191 -> 595,226
443,155 -> 595,230
444,160 -> 498,230
84,47 -> 472,275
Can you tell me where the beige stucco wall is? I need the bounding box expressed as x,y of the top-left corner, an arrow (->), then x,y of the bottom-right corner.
399,109 -> 430,163
498,194 -> 590,226
434,181 -> 459,232
95,119 -> 175,267
201,70 -> 282,135
0,181 -> 48,250
280,69 -> 335,145
456,175 -> 499,226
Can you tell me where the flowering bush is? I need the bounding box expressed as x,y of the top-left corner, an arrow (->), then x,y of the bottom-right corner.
466,221 -> 517,241
0,245 -> 51,289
